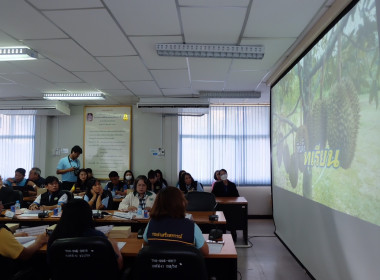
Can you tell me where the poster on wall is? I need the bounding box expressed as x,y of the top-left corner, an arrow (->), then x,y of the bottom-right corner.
84,106 -> 132,180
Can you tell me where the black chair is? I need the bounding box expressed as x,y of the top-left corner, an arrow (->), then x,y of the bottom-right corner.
132,245 -> 208,280
48,236 -> 120,280
185,191 -> 217,211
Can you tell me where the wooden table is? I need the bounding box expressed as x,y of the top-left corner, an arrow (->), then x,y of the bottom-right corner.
0,210 -> 226,233
39,233 -> 237,280
215,197 -> 248,245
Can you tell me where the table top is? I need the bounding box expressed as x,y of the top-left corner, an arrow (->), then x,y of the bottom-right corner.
0,210 -> 226,225
38,233 -> 237,259
215,197 -> 248,204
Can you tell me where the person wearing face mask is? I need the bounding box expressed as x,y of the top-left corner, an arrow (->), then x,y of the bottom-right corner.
211,169 -> 239,197
211,169 -> 239,242
123,170 -> 135,191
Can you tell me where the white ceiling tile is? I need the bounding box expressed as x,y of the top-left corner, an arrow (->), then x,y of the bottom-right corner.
0,63 -> 27,74
0,75 -> 14,84
0,73 -> 55,91
123,81 -> 162,97
188,57 -> 232,80
25,39 -> 105,71
233,38 -> 296,70
245,0 -> 326,37
54,83 -> 99,92
181,7 -> 246,43
29,0 -> 103,9
151,69 -> 190,88
102,89 -> 135,96
104,0 -> 181,35
44,9 -> 136,56
74,71 -> 125,90
226,70 -> 269,90
0,84 -> 43,99
191,81 -> 225,92
162,88 -> 194,96
97,56 -> 152,81
0,1 -> 67,40
11,59 -> 81,83
179,0 -> 249,6
130,36 -> 187,69
0,31 -> 21,47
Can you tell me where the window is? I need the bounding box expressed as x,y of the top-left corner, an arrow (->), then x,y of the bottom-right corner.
179,106 -> 271,185
0,114 -> 35,179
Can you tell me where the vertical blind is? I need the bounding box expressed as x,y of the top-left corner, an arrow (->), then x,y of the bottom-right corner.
179,106 -> 271,186
0,114 -> 35,179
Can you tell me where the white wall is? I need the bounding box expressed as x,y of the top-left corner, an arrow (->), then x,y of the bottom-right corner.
35,105 -> 272,216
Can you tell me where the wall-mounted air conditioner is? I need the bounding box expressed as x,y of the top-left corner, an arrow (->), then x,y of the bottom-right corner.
0,100 -> 70,116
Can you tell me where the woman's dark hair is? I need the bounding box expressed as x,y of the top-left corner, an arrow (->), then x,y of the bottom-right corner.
214,170 -> 220,180
179,172 -> 196,193
74,169 -> 89,192
178,170 -> 186,181
147,170 -> 156,179
48,199 -> 94,247
123,170 -> 135,185
155,169 -> 168,186
150,187 -> 187,219
219,169 -> 227,174
84,178 -> 107,201
133,175 -> 150,192
45,176 -> 59,185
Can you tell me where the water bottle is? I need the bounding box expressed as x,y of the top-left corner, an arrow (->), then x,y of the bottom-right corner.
57,202 -> 62,216
15,200 -> 21,214
137,205 -> 143,217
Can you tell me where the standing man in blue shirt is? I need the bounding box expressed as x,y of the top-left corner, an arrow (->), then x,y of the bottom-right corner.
56,145 -> 82,191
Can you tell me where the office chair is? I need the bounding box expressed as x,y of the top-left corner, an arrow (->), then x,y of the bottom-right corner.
0,188 -> 21,209
185,191 -> 217,211
48,236 -> 121,280
132,245 -> 208,280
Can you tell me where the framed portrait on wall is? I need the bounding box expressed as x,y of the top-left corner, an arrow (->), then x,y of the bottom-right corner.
84,106 -> 132,180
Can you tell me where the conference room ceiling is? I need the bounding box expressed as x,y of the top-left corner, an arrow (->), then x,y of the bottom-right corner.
0,0 -> 335,106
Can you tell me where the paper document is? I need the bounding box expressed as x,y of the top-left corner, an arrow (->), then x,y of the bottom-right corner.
117,242 -> 126,250
95,225 -> 114,235
207,242 -> 224,254
113,211 -> 134,219
16,225 -> 48,236
15,236 -> 37,246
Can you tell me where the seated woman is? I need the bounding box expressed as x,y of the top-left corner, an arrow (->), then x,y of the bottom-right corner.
29,176 -> 68,211
211,170 -> 221,190
175,170 -> 186,188
155,169 -> 168,188
178,172 -> 204,193
118,175 -> 156,212
70,169 -> 91,196
84,179 -> 113,210
211,169 -> 239,197
147,170 -> 166,194
47,199 -> 123,270
123,170 -> 135,192
143,187 -> 208,255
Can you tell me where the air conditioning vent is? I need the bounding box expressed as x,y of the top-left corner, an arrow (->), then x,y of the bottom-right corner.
137,98 -> 209,115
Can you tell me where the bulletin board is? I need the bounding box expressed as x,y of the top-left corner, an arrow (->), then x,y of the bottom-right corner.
84,106 -> 132,180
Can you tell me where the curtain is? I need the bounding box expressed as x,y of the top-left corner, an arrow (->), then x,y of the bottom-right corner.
179,106 -> 271,186
0,114 -> 35,179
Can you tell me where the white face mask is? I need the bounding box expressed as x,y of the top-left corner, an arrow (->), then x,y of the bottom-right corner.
220,174 -> 228,180
125,175 -> 132,180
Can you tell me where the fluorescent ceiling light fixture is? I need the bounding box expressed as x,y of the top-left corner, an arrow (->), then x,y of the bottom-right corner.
0,46 -> 38,61
156,43 -> 264,59
43,93 -> 105,100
